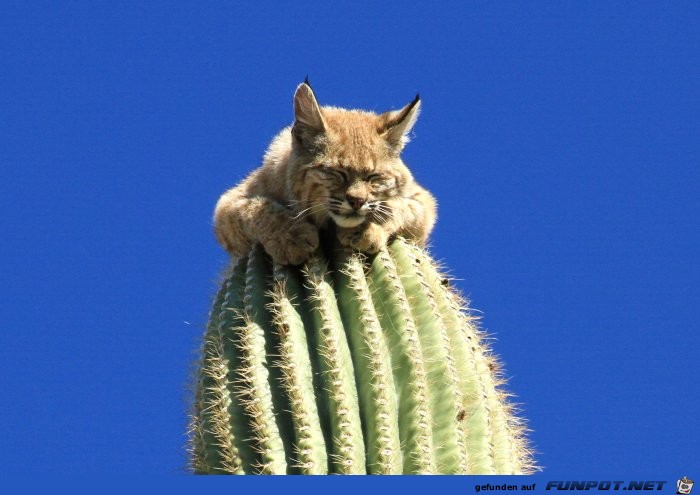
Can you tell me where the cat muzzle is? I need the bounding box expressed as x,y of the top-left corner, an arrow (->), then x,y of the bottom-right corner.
329,211 -> 367,228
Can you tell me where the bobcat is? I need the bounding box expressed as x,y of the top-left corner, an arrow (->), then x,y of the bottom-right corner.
213,81 -> 437,265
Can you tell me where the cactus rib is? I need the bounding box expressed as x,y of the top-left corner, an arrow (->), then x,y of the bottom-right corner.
238,245 -> 287,474
190,271 -> 243,474
388,241 -> 469,474
368,248 -> 436,473
336,252 -> 403,474
303,255 -> 366,474
270,263 -> 328,473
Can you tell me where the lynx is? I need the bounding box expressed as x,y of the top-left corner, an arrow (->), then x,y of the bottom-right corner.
213,81 -> 437,265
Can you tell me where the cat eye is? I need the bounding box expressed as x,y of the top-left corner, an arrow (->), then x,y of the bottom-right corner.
367,173 -> 396,192
367,173 -> 392,185
317,165 -> 348,183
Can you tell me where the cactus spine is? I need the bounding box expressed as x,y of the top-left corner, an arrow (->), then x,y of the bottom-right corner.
189,238 -> 534,474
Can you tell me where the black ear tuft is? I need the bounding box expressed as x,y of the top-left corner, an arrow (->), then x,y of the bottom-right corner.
406,93 -> 421,113
304,75 -> 312,89
380,93 -> 422,150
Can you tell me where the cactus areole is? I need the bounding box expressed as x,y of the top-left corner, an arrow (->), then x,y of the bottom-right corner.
189,236 -> 535,474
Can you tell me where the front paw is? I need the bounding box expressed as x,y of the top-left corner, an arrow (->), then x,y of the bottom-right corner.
263,222 -> 319,265
337,223 -> 389,254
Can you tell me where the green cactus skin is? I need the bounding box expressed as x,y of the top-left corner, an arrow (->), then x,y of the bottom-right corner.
189,238 -> 535,474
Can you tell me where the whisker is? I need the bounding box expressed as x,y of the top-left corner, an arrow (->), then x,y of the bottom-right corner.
291,202 -> 328,222
291,205 -> 320,220
370,201 -> 392,223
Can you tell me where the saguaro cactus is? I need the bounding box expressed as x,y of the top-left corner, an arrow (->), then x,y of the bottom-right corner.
188,237 -> 535,474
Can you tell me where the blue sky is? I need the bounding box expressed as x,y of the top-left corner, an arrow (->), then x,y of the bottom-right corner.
1,1 -> 698,476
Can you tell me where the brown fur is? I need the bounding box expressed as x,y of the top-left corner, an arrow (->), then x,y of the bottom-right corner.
213,82 -> 437,265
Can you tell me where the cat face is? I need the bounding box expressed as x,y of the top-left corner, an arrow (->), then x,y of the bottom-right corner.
306,159 -> 403,228
289,82 -> 420,228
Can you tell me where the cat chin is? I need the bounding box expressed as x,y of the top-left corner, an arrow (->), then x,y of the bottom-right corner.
329,212 -> 366,228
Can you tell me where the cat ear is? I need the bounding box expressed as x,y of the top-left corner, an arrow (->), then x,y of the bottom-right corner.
292,81 -> 326,148
380,94 -> 421,150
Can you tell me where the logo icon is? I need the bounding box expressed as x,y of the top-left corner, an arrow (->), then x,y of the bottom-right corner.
677,477 -> 694,495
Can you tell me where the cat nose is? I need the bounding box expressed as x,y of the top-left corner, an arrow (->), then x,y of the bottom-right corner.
346,193 -> 366,210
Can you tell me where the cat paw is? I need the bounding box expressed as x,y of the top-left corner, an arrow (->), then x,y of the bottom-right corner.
263,222 -> 319,266
337,223 -> 389,254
